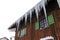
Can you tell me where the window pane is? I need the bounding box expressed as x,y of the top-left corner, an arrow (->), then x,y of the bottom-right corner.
48,15 -> 54,25
20,29 -> 24,37
35,21 -> 39,30
40,20 -> 44,29
24,28 -> 27,35
40,18 -> 48,29
18,31 -> 20,37
44,19 -> 48,27
20,28 -> 27,37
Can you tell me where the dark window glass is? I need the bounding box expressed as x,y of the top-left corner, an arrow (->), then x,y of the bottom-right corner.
40,18 -> 48,30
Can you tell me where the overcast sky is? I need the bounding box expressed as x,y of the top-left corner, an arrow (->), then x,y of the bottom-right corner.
0,0 -> 41,39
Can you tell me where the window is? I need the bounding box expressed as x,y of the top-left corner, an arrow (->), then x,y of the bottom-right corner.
35,21 -> 39,30
20,28 -> 27,37
35,19 -> 48,30
39,14 -> 54,30
20,29 -> 24,37
18,31 -> 20,37
48,15 -> 54,25
40,18 -> 48,30
18,28 -> 27,37
24,28 -> 26,35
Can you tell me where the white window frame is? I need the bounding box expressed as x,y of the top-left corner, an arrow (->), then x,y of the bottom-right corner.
40,36 -> 54,40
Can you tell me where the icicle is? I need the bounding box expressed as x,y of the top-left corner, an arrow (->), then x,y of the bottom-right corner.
30,10 -> 32,24
16,19 -> 20,31
25,14 -> 27,25
44,0 -> 47,4
42,0 -> 48,27
37,4 -> 40,12
35,6 -> 39,21
42,0 -> 47,20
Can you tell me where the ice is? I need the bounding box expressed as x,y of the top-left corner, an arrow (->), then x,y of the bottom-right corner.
16,19 -> 20,31
35,6 -> 39,21
25,14 -> 27,25
42,0 -> 48,27
30,10 -> 32,24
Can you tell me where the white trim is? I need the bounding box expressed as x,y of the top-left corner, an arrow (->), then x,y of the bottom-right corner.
40,36 -> 54,40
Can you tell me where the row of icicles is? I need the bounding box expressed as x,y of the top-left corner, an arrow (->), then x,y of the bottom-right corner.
16,0 -> 49,31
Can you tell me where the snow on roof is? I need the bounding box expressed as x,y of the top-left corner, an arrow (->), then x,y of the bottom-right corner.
8,0 -> 49,30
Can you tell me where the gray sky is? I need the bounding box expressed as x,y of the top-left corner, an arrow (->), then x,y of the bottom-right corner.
0,0 -> 41,39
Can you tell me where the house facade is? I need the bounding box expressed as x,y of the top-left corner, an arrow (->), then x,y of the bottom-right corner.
8,0 -> 60,40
